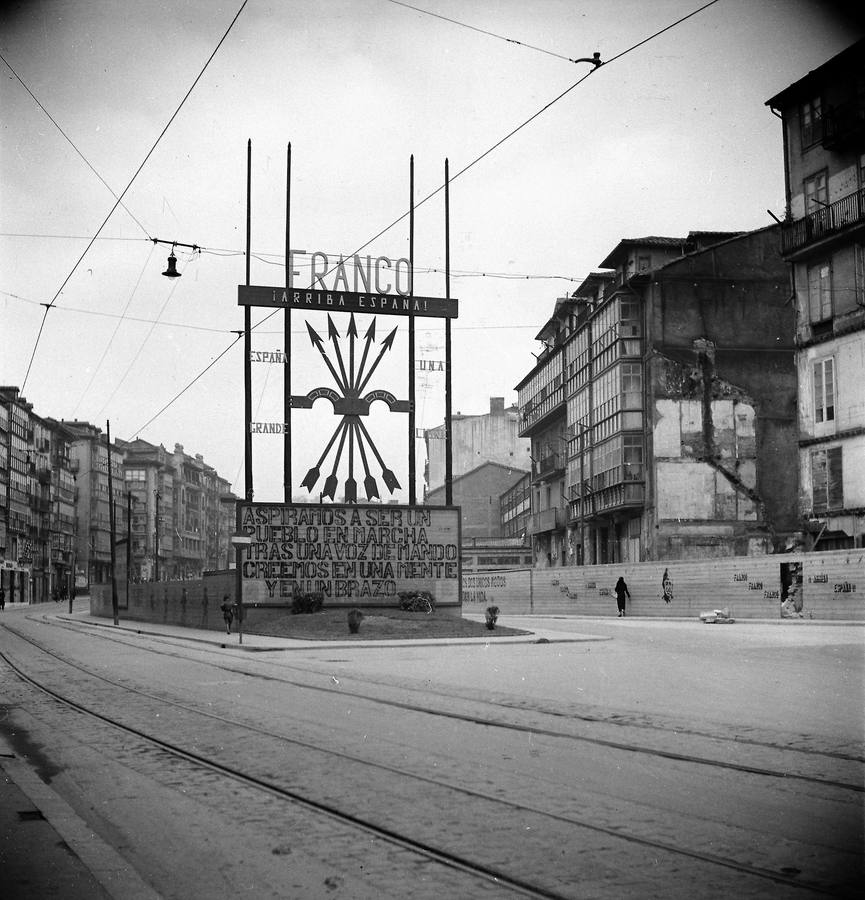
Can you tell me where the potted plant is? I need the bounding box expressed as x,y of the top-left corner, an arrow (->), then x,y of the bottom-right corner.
484,605 -> 499,630
347,608 -> 364,634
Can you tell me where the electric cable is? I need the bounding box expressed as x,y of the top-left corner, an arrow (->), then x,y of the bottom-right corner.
0,233 -> 583,281
244,0 -> 722,338
232,353 -> 274,488
133,333 -> 244,439
18,0 -> 249,392
96,251 -> 196,418
387,0 -> 599,66
92,0 -> 722,438
71,244 -> 156,417
0,52 -> 152,240
0,288 -> 563,333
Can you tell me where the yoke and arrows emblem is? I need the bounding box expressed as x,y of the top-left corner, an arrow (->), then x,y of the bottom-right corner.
292,313 -> 409,501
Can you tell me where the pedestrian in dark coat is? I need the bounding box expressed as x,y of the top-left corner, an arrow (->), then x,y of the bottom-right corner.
614,577 -> 630,617
221,595 -> 234,634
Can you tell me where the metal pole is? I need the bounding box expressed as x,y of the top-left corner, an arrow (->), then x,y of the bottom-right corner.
579,427 -> 585,566
235,504 -> 243,646
106,421 -> 118,626
444,158 -> 453,507
284,142 -> 292,503
68,545 -> 74,614
245,138 -> 254,504
238,138 -> 254,643
154,490 -> 160,582
408,155 -> 416,505
126,491 -> 132,602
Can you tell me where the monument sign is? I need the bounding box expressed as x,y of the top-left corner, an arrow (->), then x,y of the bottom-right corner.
239,502 -> 460,606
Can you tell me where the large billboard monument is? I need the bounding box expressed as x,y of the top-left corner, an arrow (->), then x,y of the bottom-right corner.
239,502 -> 460,605
234,147 -> 459,620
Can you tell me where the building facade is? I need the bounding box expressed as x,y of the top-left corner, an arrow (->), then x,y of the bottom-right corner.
424,396 -> 531,495
66,421 -> 127,587
767,39 -> 865,550
500,470 -> 531,542
514,297 -> 573,567
0,388 -> 236,596
1,387 -> 37,602
517,229 -> 798,566
120,438 -> 235,581
170,443 -> 234,578
425,461 -> 528,541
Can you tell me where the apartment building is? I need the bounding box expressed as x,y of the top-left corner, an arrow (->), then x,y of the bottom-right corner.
424,396 -> 531,495
767,38 -> 865,550
43,418 -> 78,598
66,421 -> 127,586
517,229 -> 798,566
119,438 -> 235,581
170,442 -> 234,578
1,387 -> 37,601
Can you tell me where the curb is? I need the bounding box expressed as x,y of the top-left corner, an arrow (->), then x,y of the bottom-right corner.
0,739 -> 160,900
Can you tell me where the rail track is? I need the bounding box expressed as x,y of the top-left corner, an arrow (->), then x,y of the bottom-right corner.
1,615 -> 861,898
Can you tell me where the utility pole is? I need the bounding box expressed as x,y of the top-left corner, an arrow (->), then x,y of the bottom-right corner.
154,490 -> 161,582
106,421 -> 119,626
126,491 -> 135,603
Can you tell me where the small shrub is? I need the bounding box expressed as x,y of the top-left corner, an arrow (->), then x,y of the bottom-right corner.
484,605 -> 500,630
291,592 -> 324,615
347,608 -> 364,634
398,591 -> 435,613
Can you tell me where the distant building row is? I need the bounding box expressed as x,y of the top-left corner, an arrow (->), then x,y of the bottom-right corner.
0,386 -> 236,604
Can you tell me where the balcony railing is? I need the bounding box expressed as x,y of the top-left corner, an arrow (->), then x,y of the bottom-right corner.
531,507 -> 562,534
520,384 -> 564,433
533,451 -> 564,480
593,482 -> 645,514
780,188 -> 865,255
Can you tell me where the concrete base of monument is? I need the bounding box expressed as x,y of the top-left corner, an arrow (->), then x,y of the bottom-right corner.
90,581 -> 467,635
240,607 -> 528,641
244,601 -> 463,621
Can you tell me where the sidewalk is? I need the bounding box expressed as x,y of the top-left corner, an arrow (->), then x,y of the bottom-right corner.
0,741 -> 159,900
62,609 -> 610,651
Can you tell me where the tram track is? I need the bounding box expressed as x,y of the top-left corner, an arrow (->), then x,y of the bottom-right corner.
21,615 -> 865,790
1,618 -> 860,897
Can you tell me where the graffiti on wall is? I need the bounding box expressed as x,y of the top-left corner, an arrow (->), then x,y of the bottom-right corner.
661,568 -> 673,604
780,562 -> 804,618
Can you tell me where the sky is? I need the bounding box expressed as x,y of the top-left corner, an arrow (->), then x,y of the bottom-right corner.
1,0 -> 862,504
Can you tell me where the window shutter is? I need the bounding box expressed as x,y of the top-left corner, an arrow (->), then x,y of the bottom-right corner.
814,362 -> 824,422
827,446 -> 843,509
825,360 -> 835,421
811,449 -> 828,513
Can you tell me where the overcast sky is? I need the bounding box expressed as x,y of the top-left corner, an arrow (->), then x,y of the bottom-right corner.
1,0 -> 862,503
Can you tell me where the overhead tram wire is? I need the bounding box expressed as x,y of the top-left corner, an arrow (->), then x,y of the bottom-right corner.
132,333 -> 244,440
0,53 -> 152,240
117,0 -> 723,436
71,243 -> 156,418
96,250 -> 198,419
387,0 -> 598,65
18,0 -> 249,393
0,233 -> 582,282
0,289 -> 567,334
246,2 -> 726,310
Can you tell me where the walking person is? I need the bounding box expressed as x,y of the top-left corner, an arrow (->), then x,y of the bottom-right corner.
0,585 -> 5,611
614,576 -> 630,617
220,595 -> 234,634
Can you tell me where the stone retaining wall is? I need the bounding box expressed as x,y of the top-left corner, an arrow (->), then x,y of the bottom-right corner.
461,549 -> 862,620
